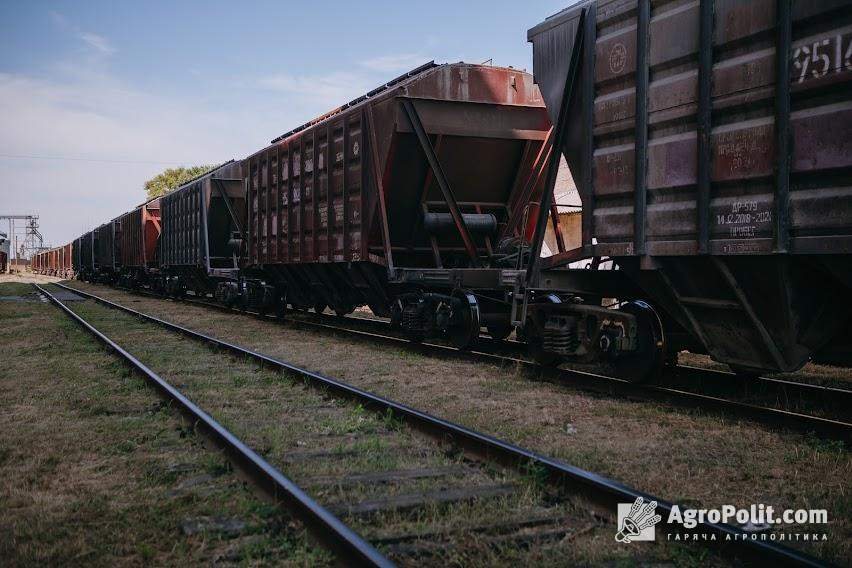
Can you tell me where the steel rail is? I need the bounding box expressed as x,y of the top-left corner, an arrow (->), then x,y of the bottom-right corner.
74,283 -> 851,441
35,284 -> 393,568
280,317 -> 852,436
52,282 -> 828,566
140,286 -> 852,412
667,364 -> 852,408
298,311 -> 852,411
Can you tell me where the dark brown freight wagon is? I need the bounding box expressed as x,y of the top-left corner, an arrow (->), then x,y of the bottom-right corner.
78,230 -> 97,281
72,237 -> 82,277
528,0 -> 852,373
157,161 -> 245,296
244,62 -> 553,340
95,220 -> 119,282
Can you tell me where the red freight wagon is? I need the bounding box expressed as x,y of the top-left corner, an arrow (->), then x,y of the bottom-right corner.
115,197 -> 161,287
48,247 -> 58,275
60,243 -> 73,278
528,0 -> 852,373
243,62 -> 553,325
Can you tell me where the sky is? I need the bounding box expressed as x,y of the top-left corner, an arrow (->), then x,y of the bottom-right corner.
0,0 -> 572,250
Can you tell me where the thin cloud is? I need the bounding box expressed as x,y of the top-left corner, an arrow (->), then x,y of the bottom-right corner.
258,71 -> 372,109
360,53 -> 431,73
0,72 -> 251,244
49,10 -> 115,57
0,64 -> 327,245
79,32 -> 114,55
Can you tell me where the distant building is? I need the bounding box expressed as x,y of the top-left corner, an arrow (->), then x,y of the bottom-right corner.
542,157 -> 582,258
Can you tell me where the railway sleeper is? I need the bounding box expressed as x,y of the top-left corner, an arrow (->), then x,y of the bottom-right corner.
383,523 -> 597,559
330,484 -> 515,518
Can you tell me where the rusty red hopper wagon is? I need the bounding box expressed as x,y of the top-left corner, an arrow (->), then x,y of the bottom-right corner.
242,62 -> 554,335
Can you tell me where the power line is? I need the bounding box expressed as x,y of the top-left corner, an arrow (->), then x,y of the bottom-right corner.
0,153 -> 188,165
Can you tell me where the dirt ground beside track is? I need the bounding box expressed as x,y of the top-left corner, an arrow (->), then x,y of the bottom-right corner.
0,284 -> 330,566
61,281 -> 852,564
0,271 -> 62,285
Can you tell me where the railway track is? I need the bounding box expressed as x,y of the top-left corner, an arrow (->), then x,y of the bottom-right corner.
63,282 -> 852,442
35,284 -> 388,567
43,282 -> 827,566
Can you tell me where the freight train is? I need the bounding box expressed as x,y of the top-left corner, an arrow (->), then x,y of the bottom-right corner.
31,243 -> 73,279
44,0 -> 851,382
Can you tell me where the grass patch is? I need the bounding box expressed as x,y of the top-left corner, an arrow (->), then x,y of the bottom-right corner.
0,297 -> 332,567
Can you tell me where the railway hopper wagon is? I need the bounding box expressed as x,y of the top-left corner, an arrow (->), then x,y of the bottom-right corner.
59,242 -> 73,278
47,245 -> 61,277
55,245 -> 63,277
48,248 -> 58,275
242,62 -> 588,346
155,161 -> 245,297
527,0 -> 852,375
31,250 -> 41,273
36,247 -> 61,276
72,237 -> 82,278
114,198 -> 161,288
94,220 -> 121,283
78,230 -> 98,282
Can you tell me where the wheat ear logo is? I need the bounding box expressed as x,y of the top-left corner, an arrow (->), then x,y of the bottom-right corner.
616,497 -> 662,543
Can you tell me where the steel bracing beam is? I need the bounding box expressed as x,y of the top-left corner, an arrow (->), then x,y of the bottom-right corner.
401,98 -> 480,266
525,8 -> 587,282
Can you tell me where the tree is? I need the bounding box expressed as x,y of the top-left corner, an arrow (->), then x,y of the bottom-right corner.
144,165 -> 216,200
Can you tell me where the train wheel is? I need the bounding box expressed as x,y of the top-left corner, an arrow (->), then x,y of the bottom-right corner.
447,289 -> 480,349
275,291 -> 288,319
529,336 -> 562,366
599,300 -> 666,384
389,299 -> 403,329
487,324 -> 513,341
523,294 -> 563,366
334,304 -> 354,317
